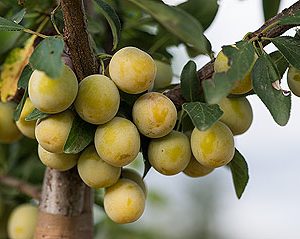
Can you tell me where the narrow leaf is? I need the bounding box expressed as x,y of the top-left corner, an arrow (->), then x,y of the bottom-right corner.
203,41 -> 256,104
25,108 -> 49,121
271,36 -> 300,69
94,0 -> 121,50
252,54 -> 291,126
263,0 -> 280,21
128,0 -> 208,54
64,116 -> 95,154
14,89 -> 28,121
182,102 -> 223,131
228,149 -> 249,199
269,51 -> 289,78
18,65 -> 33,89
29,36 -> 64,78
180,60 -> 201,102
12,9 -> 27,24
0,16 -> 24,31
279,9 -> 300,25
141,135 -> 151,178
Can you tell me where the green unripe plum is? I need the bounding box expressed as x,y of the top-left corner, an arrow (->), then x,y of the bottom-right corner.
191,121 -> 235,168
28,65 -> 78,114
7,204 -> 38,239
16,98 -> 36,139
132,92 -> 177,138
104,178 -> 145,224
214,51 -> 253,94
35,110 -> 74,153
109,47 -> 156,94
74,74 -> 120,124
287,66 -> 300,97
94,117 -> 140,167
153,60 -> 173,89
77,145 -> 121,189
121,168 -> 147,195
183,156 -> 214,177
0,102 -> 22,143
38,144 -> 78,171
148,131 -> 191,175
218,97 -> 253,135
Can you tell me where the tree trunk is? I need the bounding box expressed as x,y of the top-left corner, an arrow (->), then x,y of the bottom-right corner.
34,0 -> 98,238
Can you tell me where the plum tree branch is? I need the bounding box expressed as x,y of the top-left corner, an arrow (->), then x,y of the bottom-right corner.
165,0 -> 300,109
0,174 -> 41,200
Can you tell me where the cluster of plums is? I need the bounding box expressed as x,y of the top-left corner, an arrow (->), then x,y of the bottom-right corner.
1,46 -> 265,233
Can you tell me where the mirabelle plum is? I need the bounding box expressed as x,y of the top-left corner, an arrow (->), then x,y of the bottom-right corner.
191,121 -> 235,168
121,168 -> 147,195
77,145 -> 121,188
16,98 -> 36,139
214,51 -> 253,94
0,102 -> 22,143
35,110 -> 74,153
28,64 -> 78,114
218,97 -> 253,135
94,117 -> 140,167
109,47 -> 156,94
104,178 -> 145,224
153,60 -> 173,89
287,66 -> 300,97
7,204 -> 38,239
132,92 -> 177,138
183,156 -> 214,177
38,145 -> 78,171
148,131 -> 191,175
74,74 -> 120,124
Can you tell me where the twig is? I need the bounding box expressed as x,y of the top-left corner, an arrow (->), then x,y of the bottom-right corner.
165,0 -> 300,109
0,174 -> 41,200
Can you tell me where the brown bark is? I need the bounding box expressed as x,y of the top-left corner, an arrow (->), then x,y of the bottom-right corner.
35,0 -> 98,239
165,0 -> 300,108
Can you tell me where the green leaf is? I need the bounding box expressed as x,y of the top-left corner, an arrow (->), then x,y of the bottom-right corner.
13,88 -> 28,121
25,108 -> 49,121
140,135 -> 151,178
180,60 -> 201,102
179,0 -> 219,30
94,0 -> 121,51
203,41 -> 256,104
263,0 -> 281,21
64,116 -> 95,154
271,36 -> 300,70
29,36 -> 64,78
269,51 -> 289,78
228,149 -> 249,199
18,65 -> 33,89
0,16 -> 24,31
252,54 -> 291,126
128,0 -> 208,54
279,9 -> 300,25
12,9 -> 26,24
182,102 -> 223,131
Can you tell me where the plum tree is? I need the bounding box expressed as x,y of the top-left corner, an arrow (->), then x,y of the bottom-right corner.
191,121 -> 235,168
35,110 -> 74,153
38,145 -> 78,171
104,178 -> 145,224
16,97 -> 36,139
7,204 -> 38,239
77,145 -> 121,188
109,47 -> 156,94
183,156 -> 214,178
121,168 -> 147,195
148,131 -> 191,175
153,60 -> 173,90
28,65 -> 78,114
0,102 -> 22,143
74,74 -> 120,124
94,117 -> 140,167
218,97 -> 253,135
287,66 -> 300,97
132,92 -> 177,138
214,51 -> 253,94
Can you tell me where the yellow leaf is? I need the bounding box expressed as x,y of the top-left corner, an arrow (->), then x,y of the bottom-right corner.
0,35 -> 36,102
